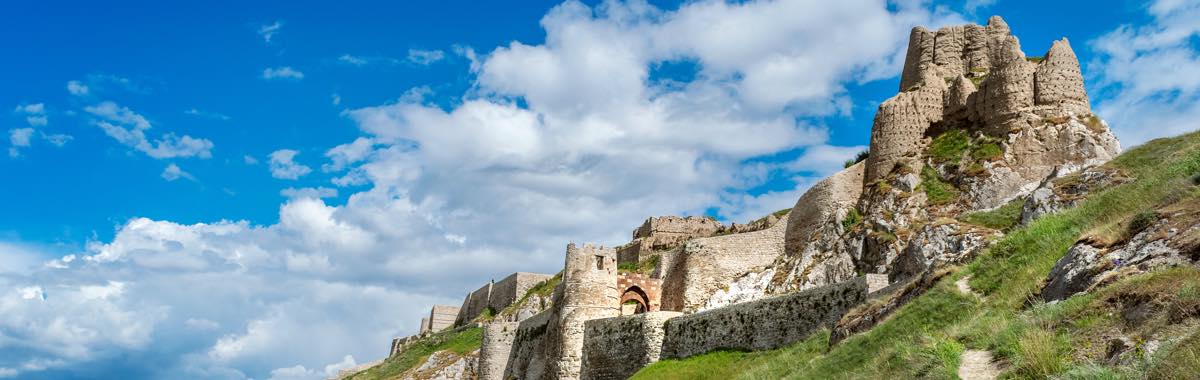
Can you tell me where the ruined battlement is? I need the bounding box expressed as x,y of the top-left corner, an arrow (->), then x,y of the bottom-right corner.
867,15 -> 1098,183
455,271 -> 555,326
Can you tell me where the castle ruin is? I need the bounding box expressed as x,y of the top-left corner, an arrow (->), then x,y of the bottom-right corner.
373,15 -> 1122,380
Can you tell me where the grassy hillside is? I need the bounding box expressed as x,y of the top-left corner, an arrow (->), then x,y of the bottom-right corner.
347,327 -> 482,380
633,130 -> 1200,379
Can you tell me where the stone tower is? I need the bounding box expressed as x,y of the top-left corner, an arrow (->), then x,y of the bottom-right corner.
553,243 -> 619,379
864,15 -> 1102,185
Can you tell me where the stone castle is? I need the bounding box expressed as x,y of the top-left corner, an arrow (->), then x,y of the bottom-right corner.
366,16 -> 1121,380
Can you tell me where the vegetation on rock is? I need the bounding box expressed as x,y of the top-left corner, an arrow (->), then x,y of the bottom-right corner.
633,131 -> 1200,379
348,327 -> 482,380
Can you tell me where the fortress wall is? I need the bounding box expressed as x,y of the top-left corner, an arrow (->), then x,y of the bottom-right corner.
661,277 -> 869,359
504,309 -> 554,380
580,311 -> 681,380
489,272 -> 555,314
429,305 -> 460,332
479,322 -> 519,380
456,282 -> 493,326
659,216 -> 789,313
784,163 -> 865,256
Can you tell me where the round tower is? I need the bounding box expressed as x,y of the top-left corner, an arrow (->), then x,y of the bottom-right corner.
554,243 -> 619,379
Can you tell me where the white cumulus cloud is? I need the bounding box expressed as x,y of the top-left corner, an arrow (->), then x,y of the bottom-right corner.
1090,0 -> 1200,146
84,101 -> 214,159
269,149 -> 312,180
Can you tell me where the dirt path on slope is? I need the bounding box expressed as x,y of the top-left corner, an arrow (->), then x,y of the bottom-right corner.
958,349 -> 1000,380
955,276 -> 1001,380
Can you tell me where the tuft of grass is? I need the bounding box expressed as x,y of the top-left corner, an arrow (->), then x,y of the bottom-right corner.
921,166 -> 958,205
929,129 -> 970,163
1083,114 -> 1108,134
628,132 -> 1200,380
1026,56 -> 1045,63
960,197 -> 1024,231
631,349 -> 757,380
1146,329 -> 1200,379
1127,210 -> 1158,237
970,142 -> 1003,162
842,208 -> 863,231
1011,328 -> 1069,378
348,327 -> 483,380
844,150 -> 870,168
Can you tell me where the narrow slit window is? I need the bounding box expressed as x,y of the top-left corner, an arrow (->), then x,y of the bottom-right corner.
595,255 -> 604,270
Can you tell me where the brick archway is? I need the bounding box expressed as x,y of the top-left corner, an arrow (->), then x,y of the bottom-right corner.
620,286 -> 650,315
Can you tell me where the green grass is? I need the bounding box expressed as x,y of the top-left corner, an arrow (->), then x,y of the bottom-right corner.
1147,330 -> 1200,379
347,327 -> 483,380
842,208 -> 863,231
921,166 -> 958,205
960,197 -> 1024,231
619,255 -> 661,275
630,131 -> 1200,379
929,129 -> 970,163
497,273 -> 561,318
1026,56 -> 1045,63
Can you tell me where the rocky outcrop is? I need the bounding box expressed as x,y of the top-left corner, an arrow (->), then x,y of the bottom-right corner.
889,222 -> 996,281
404,350 -> 479,380
1022,165 -> 1132,225
1042,198 -> 1200,301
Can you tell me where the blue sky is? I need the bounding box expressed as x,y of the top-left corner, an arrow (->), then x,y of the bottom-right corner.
1,0 -> 1198,379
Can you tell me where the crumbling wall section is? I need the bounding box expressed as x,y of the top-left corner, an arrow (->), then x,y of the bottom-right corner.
661,277 -> 869,359
580,311 -> 681,380
660,214 -> 789,313
479,322 -> 518,380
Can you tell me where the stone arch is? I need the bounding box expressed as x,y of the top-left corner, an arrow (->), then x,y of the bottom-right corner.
620,285 -> 650,315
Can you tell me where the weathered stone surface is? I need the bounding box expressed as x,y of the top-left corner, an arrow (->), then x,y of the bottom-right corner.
580,311 -> 681,380
762,163 -> 866,297
890,222 -> 995,281
429,305 -> 461,333
1042,201 -> 1200,301
504,244 -> 619,380
660,213 -> 789,313
478,322 -> 517,380
403,350 -> 478,380
865,81 -> 946,183
1021,165 -> 1131,225
1034,39 -> 1090,117
661,277 -> 868,359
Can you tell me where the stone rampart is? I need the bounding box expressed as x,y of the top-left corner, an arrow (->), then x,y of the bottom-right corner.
457,282 -> 493,326
580,311 -> 682,380
661,277 -> 868,359
491,272 -> 555,314
479,322 -> 518,380
660,214 -> 789,313
503,244 -> 619,380
430,305 -> 460,332
504,309 -> 553,379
